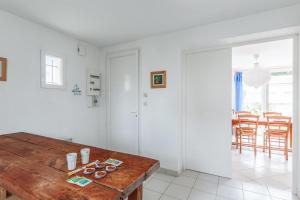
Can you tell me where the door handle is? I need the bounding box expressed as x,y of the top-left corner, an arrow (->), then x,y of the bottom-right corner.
130,111 -> 138,117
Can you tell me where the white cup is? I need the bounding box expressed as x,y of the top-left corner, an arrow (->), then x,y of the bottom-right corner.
66,152 -> 77,170
80,148 -> 90,164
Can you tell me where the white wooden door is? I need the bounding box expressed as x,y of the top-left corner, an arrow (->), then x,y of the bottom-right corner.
107,49 -> 139,155
185,48 -> 232,178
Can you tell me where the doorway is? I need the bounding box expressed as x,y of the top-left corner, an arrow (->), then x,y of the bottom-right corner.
106,49 -> 140,155
183,35 -> 298,199
231,38 -> 296,199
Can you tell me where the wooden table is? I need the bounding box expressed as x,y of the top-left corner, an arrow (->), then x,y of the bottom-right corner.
232,119 -> 293,148
0,132 -> 160,200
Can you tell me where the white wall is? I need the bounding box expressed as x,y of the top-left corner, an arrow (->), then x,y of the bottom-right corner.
0,10 -> 106,147
98,4 -> 300,174
1,3 -> 300,191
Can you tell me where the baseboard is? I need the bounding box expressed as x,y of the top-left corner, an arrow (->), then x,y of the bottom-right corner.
157,168 -> 180,177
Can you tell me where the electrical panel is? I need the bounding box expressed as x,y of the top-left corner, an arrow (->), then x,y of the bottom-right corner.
87,70 -> 101,96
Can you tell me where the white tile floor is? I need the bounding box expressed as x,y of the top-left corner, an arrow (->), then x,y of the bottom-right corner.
143,149 -> 299,200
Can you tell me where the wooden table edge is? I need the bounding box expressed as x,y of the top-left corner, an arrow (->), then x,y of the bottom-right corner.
0,132 -> 160,200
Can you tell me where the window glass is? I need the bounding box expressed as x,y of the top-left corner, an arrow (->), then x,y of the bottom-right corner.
43,54 -> 64,87
52,66 -> 61,85
46,56 -> 53,66
268,70 -> 293,116
45,65 -> 53,84
242,86 -> 264,115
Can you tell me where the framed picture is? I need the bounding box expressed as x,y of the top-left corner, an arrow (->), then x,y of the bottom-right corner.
0,57 -> 7,81
151,70 -> 167,88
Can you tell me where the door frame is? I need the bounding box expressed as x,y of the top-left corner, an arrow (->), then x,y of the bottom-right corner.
106,48 -> 141,155
181,34 -> 299,193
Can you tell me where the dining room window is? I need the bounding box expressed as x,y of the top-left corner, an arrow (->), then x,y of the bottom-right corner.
242,85 -> 264,115
267,70 -> 293,116
242,68 -> 293,116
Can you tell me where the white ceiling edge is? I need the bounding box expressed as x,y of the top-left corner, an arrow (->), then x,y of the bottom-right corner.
1,3 -> 300,49
97,4 -> 300,49
0,9 -> 95,48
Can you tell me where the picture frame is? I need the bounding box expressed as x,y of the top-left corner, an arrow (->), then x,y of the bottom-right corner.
0,57 -> 7,81
151,70 -> 167,88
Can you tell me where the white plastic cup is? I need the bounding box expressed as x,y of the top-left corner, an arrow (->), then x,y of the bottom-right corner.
66,152 -> 77,170
80,148 -> 90,164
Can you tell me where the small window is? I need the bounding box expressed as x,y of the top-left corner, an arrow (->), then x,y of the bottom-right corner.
41,51 -> 66,89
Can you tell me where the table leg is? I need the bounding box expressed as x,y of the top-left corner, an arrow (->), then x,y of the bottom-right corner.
0,186 -> 6,200
128,185 -> 143,200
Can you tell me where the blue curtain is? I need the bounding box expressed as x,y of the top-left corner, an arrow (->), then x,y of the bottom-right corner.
234,72 -> 243,112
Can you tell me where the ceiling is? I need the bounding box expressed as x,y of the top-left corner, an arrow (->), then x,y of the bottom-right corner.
232,39 -> 294,70
0,0 -> 299,48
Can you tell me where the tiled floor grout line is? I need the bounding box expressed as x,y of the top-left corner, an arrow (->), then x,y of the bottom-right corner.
215,177 -> 220,200
185,174 -> 199,200
144,175 -> 172,199
237,167 -> 291,198
232,149 -> 293,200
162,172 -> 207,200
149,172 -> 178,199
147,156 -> 294,200
158,174 -> 178,200
241,174 -> 280,199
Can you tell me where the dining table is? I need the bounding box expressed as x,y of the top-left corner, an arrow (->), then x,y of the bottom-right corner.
232,118 -> 293,148
0,132 -> 160,200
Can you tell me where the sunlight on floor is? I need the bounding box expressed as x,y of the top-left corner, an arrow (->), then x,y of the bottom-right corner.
142,149 -> 297,200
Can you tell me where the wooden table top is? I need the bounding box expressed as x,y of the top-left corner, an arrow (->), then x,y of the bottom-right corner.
0,132 -> 160,200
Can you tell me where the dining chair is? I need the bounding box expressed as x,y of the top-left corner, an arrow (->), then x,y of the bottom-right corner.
263,112 -> 282,118
235,111 -> 251,117
265,116 -> 291,160
233,111 -> 252,148
262,112 -> 282,152
236,114 -> 259,156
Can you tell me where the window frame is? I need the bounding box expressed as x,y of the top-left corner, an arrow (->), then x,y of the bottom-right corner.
266,68 -> 293,115
236,67 -> 293,115
41,50 -> 66,89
